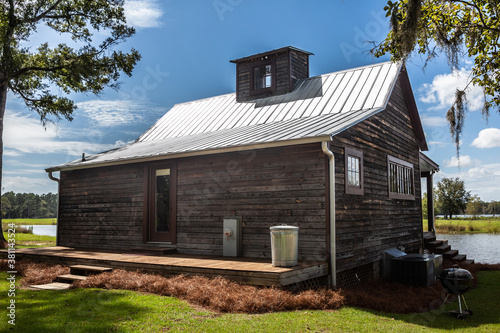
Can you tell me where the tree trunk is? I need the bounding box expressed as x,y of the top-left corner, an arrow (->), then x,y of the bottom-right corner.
0,83 -> 8,248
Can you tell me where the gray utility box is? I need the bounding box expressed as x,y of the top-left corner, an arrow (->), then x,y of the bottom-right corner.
223,217 -> 242,257
383,248 -> 407,279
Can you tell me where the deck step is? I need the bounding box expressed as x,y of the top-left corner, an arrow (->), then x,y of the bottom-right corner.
463,259 -> 475,265
56,274 -> 88,283
443,250 -> 459,260
70,265 -> 113,276
30,282 -> 72,290
426,240 -> 444,250
130,247 -> 177,255
452,254 -> 467,262
423,232 -> 436,243
434,244 -> 451,254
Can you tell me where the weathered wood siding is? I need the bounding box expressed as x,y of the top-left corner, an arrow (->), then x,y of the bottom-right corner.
58,164 -> 146,250
176,144 -> 327,261
331,77 -> 422,274
235,49 -> 310,102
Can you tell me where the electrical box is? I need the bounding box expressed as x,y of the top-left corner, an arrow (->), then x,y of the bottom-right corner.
223,217 -> 242,257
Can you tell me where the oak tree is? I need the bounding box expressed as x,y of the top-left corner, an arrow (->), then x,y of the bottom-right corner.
374,0 -> 500,154
435,177 -> 471,219
0,0 -> 141,247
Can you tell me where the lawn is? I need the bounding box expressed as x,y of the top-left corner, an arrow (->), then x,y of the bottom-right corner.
423,217 -> 500,234
1,270 -> 499,332
2,218 -> 57,225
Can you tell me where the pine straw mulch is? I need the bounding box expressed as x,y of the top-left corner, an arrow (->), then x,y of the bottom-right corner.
2,259 -> 499,314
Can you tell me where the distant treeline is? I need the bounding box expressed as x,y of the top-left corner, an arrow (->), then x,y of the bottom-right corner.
1,192 -> 58,219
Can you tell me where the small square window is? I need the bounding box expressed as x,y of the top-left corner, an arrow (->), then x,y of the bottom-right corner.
345,147 -> 363,195
254,64 -> 272,90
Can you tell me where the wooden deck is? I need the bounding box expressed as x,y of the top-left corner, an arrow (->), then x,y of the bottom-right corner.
1,247 -> 328,287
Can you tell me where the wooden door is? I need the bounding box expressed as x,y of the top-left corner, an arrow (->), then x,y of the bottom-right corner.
149,163 -> 177,243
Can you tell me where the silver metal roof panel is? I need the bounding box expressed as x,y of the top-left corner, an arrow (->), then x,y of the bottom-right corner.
48,61 -> 403,172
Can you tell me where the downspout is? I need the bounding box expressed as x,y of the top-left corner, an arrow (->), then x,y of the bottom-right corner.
47,171 -> 60,246
321,141 -> 336,288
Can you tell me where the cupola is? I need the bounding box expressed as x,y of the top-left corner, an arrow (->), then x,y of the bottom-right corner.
230,46 -> 313,102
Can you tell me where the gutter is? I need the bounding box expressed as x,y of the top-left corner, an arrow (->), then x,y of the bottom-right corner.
47,172 -> 60,246
321,141 -> 336,288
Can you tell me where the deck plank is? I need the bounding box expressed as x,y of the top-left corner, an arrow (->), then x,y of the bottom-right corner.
0,246 -> 328,287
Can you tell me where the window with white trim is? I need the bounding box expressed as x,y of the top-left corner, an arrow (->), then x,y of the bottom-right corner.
388,155 -> 415,200
345,147 -> 363,195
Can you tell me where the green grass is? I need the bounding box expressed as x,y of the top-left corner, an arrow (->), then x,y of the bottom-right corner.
2,218 -> 57,225
424,218 -> 500,234
1,271 -> 499,332
12,233 -> 56,248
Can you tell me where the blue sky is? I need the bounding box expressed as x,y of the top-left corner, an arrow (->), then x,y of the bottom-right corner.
3,0 -> 500,202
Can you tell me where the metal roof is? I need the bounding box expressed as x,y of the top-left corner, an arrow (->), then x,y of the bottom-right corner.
230,46 -> 314,63
47,61 -> 405,172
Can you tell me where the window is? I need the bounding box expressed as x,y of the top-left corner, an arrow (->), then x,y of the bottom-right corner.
345,147 -> 363,195
251,60 -> 275,94
387,155 -> 415,200
254,64 -> 272,90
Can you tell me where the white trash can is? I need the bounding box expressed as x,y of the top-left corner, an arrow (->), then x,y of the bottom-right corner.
270,225 -> 299,267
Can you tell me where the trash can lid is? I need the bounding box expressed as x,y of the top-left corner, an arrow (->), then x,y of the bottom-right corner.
270,225 -> 299,231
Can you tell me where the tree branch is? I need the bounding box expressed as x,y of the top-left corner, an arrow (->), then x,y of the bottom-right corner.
24,0 -> 65,24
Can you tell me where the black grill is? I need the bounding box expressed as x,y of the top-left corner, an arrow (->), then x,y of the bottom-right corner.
440,265 -> 473,319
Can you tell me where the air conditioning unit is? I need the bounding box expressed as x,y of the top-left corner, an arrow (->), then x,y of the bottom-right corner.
391,254 -> 443,287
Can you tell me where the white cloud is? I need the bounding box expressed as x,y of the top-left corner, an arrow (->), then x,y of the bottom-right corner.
471,128 -> 500,148
124,0 -> 163,28
419,68 -> 484,111
4,150 -> 22,156
3,111 -> 116,156
421,116 -> 448,128
76,99 -> 167,127
443,155 -> 474,168
1,176 -> 56,194
436,163 -> 500,202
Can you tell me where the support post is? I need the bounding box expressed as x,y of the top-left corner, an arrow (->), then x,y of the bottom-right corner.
426,173 -> 436,235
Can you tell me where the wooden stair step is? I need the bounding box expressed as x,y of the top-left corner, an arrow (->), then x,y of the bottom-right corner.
425,240 -> 444,250
452,254 -> 467,262
70,265 -> 113,276
130,247 -> 177,255
423,232 -> 436,243
443,250 -> 459,260
463,259 -> 475,265
56,274 -> 88,283
30,282 -> 71,290
434,244 -> 451,254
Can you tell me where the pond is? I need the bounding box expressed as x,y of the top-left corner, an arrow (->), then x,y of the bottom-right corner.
24,225 -> 57,237
437,233 -> 500,264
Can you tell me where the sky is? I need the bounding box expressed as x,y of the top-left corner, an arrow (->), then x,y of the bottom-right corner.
3,0 -> 500,202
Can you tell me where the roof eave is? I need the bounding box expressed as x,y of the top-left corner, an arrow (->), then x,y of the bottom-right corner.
45,135 -> 332,173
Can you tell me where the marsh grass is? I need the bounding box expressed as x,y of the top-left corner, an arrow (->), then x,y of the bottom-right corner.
423,217 -> 500,233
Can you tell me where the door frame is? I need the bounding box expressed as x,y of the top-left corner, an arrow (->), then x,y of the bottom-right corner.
144,161 -> 177,243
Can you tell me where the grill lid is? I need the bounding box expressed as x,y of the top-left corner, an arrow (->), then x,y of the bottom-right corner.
439,265 -> 473,295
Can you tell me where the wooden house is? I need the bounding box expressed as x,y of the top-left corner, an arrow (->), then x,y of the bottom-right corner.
46,46 -> 439,287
